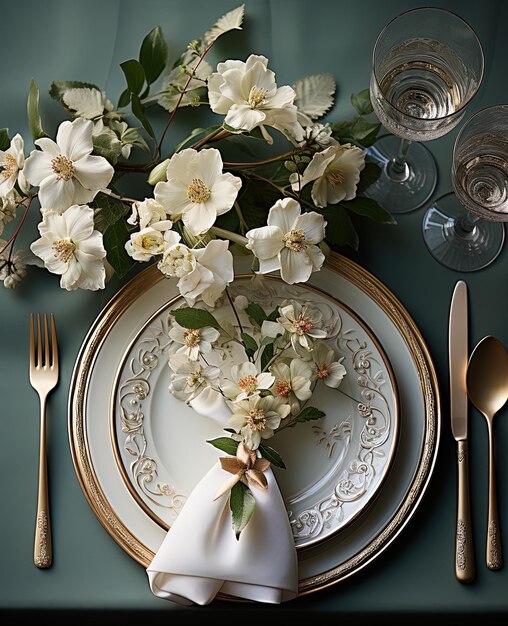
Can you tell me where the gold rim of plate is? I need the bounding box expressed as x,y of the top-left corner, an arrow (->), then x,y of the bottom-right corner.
108,274 -> 400,549
68,252 -> 440,596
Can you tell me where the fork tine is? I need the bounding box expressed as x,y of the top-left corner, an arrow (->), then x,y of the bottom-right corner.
36,314 -> 42,368
50,314 -> 58,369
43,314 -> 50,368
29,314 -> 35,367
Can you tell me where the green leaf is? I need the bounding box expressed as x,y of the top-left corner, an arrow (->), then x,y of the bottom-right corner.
103,219 -> 135,278
258,444 -> 286,469
49,80 -> 100,107
92,128 -> 123,165
331,117 -> 381,148
118,88 -> 131,109
0,128 -> 10,151
139,26 -> 168,84
131,93 -> 155,138
120,59 -> 145,96
266,307 -> 280,322
230,482 -> 256,540
91,193 -> 130,233
241,332 -> 258,358
207,437 -> 239,456
27,79 -> 47,141
171,307 -> 221,330
244,303 -> 267,327
118,126 -> 150,152
356,162 -> 382,194
260,342 -> 274,371
322,205 -> 359,251
222,122 -> 245,134
295,407 -> 326,422
174,125 -> 221,152
351,89 -> 374,115
342,197 -> 397,225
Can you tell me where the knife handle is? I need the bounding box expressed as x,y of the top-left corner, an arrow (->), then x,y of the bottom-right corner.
456,440 -> 475,582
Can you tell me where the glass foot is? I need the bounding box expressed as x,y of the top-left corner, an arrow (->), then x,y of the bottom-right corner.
364,134 -> 437,214
422,192 -> 505,272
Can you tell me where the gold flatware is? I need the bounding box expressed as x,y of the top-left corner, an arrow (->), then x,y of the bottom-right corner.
467,335 -> 508,570
449,280 -> 475,582
29,314 -> 59,568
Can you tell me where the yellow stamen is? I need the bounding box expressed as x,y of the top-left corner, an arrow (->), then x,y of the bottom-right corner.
247,408 -> 267,431
51,155 -> 75,181
187,178 -> 211,203
238,375 -> 258,394
248,86 -> 268,108
1,153 -> 18,179
184,328 -> 201,348
283,228 -> 306,252
52,238 -> 76,263
274,380 -> 291,397
327,168 -> 345,186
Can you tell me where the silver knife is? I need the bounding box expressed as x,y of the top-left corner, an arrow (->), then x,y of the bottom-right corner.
449,280 -> 475,582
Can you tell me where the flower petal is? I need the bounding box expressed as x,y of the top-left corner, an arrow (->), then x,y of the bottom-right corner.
246,468 -> 268,491
73,154 -> 114,191
267,197 -> 301,232
181,202 -> 216,236
279,247 -> 312,284
296,211 -> 326,244
154,180 -> 190,215
73,250 -> 106,290
34,137 -> 61,157
56,118 -> 93,161
59,256 -> 82,290
245,225 -> 283,260
38,176 -> 76,211
64,204 -> 95,241
23,150 -> 55,187
207,173 -> 242,216
192,148 -> 223,188
225,104 -> 266,131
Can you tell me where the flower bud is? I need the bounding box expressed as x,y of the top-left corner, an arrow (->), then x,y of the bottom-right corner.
148,158 -> 170,186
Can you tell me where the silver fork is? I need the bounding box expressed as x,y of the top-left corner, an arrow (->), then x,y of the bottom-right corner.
29,314 -> 59,568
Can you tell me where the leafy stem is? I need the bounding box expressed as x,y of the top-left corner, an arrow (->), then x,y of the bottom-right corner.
0,194 -> 35,261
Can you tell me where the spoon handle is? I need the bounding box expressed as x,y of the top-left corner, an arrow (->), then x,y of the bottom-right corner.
456,440 -> 475,582
487,423 -> 502,569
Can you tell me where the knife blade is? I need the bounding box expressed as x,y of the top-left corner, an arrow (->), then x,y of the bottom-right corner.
449,280 -> 475,582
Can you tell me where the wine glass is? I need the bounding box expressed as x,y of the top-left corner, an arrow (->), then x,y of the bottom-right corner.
423,105 -> 508,272
365,7 -> 484,214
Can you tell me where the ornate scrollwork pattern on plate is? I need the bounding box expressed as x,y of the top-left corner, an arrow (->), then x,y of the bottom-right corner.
118,313 -> 185,516
313,419 -> 352,458
230,278 -> 393,542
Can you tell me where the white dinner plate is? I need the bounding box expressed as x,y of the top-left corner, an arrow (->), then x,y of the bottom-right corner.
69,253 -> 440,595
111,275 -> 399,549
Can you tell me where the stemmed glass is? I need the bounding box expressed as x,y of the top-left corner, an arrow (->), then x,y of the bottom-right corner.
366,7 -> 484,214
423,105 -> 508,272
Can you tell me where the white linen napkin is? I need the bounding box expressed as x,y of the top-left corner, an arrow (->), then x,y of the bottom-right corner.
146,461 -> 298,605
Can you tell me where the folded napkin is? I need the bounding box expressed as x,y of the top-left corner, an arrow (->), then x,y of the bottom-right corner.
147,461 -> 298,605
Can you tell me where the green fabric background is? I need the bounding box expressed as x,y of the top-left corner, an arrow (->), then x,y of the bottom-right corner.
0,0 -> 507,620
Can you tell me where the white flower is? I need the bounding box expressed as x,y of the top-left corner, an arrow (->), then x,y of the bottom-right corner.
154,148 -> 241,236
312,342 -> 347,388
30,204 -> 106,291
168,323 -> 220,361
222,362 -> 275,401
208,54 -> 304,144
301,123 -> 334,148
245,198 -> 326,284
159,239 -> 234,308
62,87 -> 113,120
127,198 -> 168,229
0,191 -> 19,235
291,143 -> 365,208
0,134 -> 29,197
125,221 -> 175,262
24,118 -> 114,211
148,158 -> 170,185
277,301 -> 327,351
271,359 -> 313,414
0,239 -> 27,289
229,394 -> 290,450
168,353 -> 220,401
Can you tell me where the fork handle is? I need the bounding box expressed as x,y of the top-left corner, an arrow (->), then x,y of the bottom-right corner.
34,401 -> 52,568
455,440 -> 475,582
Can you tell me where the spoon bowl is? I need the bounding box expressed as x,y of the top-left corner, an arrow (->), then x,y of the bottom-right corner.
467,335 -> 508,570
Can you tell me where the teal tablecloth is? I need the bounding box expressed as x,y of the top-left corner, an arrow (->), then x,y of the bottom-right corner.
1,0 -> 507,621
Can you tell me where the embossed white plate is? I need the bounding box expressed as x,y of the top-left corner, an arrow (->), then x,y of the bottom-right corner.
69,253 -> 439,595
111,276 -> 398,549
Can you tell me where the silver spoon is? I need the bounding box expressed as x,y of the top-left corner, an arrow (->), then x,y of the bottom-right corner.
467,335 -> 508,570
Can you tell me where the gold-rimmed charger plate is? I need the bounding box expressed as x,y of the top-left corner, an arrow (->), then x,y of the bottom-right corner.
109,274 -> 399,550
69,253 -> 440,595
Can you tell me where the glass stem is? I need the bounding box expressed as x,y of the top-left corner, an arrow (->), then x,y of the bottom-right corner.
454,211 -> 480,239
385,138 -> 412,182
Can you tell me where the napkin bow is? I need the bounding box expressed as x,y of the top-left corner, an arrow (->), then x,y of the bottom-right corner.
146,391 -> 298,605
